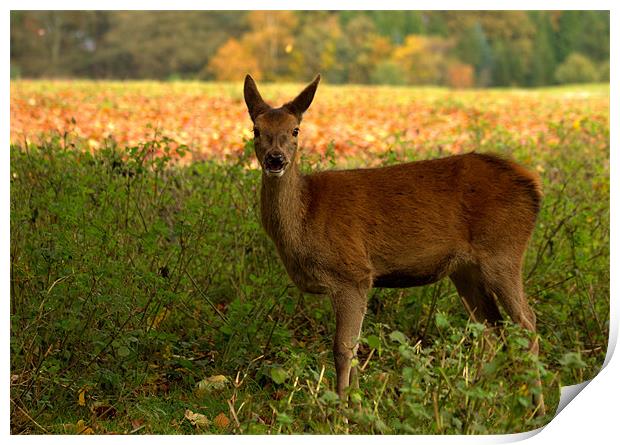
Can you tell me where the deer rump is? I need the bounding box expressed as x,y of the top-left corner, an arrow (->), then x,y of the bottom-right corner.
297,152 -> 541,292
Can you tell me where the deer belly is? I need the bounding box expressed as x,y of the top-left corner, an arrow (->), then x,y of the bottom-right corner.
373,270 -> 441,288
372,253 -> 458,289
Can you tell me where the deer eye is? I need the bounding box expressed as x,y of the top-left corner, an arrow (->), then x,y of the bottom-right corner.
253,128 -> 260,138
292,128 -> 299,137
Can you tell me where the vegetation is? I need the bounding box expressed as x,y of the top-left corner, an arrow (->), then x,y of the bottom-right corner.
10,11 -> 610,87
10,81 -> 609,434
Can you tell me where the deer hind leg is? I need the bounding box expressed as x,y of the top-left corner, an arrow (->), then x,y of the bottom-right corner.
330,285 -> 368,400
450,264 -> 502,326
480,260 -> 546,416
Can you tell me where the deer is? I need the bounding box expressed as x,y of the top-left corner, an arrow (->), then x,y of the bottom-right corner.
243,74 -> 545,416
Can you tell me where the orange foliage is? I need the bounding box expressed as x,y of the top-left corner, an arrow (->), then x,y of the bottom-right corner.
446,62 -> 475,89
208,39 -> 262,81
10,81 -> 609,165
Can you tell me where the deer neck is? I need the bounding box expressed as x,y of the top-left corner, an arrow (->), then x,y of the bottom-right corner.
260,162 -> 307,250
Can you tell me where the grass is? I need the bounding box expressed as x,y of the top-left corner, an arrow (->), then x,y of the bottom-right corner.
10,85 -> 609,435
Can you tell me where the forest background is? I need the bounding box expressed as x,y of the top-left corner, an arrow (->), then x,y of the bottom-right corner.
10,11 -> 610,87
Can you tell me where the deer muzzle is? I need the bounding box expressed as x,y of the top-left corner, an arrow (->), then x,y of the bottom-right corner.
264,151 -> 289,177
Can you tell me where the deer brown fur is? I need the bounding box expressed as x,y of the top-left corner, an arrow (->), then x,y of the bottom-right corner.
243,74 -> 545,415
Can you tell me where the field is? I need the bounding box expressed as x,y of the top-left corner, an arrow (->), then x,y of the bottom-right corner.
10,80 -> 610,434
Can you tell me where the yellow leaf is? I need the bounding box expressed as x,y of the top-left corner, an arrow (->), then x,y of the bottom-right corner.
78,388 -> 87,406
148,308 -> 169,331
195,375 -> 228,397
76,419 -> 94,435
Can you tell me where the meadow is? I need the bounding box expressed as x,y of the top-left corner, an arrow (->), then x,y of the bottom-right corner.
10,81 -> 609,434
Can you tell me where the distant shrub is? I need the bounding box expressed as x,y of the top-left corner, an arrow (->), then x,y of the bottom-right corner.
554,53 -> 599,84
598,60 -> 610,82
370,61 -> 406,86
446,62 -> 475,89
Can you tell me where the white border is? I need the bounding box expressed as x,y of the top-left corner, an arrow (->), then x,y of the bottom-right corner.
5,3 -> 617,443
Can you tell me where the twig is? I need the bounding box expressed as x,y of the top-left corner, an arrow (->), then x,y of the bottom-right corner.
11,399 -> 50,434
227,399 -> 241,431
186,270 -> 228,324
432,391 -> 442,432
360,348 -> 375,372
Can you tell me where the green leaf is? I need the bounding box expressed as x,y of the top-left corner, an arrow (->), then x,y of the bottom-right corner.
276,412 -> 293,425
319,390 -> 340,404
389,330 -> 408,345
398,344 -> 414,360
270,367 -> 288,385
559,352 -> 587,369
366,334 -> 381,350
117,346 -> 130,357
435,312 -> 450,330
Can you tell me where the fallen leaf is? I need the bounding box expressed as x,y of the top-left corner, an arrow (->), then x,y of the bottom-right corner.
78,388 -> 87,407
184,409 -> 210,429
91,402 -> 117,419
195,374 -> 228,397
63,419 -> 94,435
214,412 -> 230,429
270,367 -> 288,385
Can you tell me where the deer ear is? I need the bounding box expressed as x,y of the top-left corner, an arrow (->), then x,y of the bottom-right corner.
244,74 -> 270,122
284,74 -> 321,121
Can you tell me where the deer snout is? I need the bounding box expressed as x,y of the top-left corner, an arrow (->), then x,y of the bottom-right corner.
264,151 -> 289,176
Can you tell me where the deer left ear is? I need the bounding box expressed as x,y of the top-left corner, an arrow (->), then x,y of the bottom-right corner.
284,74 -> 321,121
244,74 -> 271,122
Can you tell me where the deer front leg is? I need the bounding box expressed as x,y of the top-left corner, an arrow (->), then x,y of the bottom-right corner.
331,287 -> 367,400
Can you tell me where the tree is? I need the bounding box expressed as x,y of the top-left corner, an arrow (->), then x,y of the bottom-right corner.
366,11 -> 425,44
207,38 -> 261,81
287,12 -> 343,82
574,11 -> 610,63
392,35 -> 452,85
445,62 -> 475,88
474,11 -> 535,86
243,11 -> 298,81
337,15 -> 388,84
555,11 -> 583,63
99,11 -> 247,79
528,12 -> 556,86
10,11 -> 108,78
456,21 -> 493,86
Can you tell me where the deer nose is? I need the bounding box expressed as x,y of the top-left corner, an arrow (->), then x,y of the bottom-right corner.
265,151 -> 286,169
267,152 -> 284,162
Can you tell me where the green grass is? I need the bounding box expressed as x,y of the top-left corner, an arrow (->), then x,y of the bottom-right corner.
10,105 -> 609,434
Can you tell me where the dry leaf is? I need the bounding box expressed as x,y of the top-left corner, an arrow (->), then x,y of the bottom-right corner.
184,409 -> 210,429
195,375 -> 228,397
214,412 -> 230,429
91,402 -> 117,419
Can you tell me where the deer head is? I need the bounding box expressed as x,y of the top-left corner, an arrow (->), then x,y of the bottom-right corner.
243,74 -> 320,177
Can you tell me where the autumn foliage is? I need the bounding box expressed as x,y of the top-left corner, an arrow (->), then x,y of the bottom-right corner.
11,80 -> 609,165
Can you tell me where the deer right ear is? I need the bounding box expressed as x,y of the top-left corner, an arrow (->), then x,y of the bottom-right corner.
244,74 -> 270,122
284,74 -> 321,121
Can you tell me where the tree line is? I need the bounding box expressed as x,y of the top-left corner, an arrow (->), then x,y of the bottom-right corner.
10,11 -> 610,87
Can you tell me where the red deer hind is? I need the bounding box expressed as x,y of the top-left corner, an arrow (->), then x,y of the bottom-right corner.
243,74 -> 545,415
